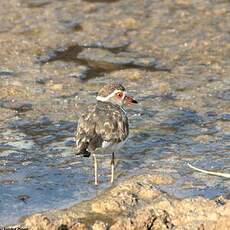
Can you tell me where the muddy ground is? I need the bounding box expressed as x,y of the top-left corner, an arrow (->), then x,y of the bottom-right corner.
23,173 -> 230,230
0,0 -> 229,228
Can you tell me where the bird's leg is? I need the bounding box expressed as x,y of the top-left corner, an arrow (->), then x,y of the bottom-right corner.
111,152 -> 115,183
93,154 -> 98,185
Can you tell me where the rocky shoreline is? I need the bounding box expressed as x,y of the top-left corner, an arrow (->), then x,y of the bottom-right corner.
16,173 -> 229,229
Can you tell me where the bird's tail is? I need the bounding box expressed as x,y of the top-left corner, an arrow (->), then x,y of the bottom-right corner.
76,149 -> 91,157
75,139 -> 91,157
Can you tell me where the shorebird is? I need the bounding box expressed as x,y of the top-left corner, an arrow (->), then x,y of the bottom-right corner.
75,83 -> 137,185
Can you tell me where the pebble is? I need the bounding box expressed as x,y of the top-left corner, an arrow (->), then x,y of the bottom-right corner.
35,77 -> 49,85
17,194 -> 30,202
69,65 -> 90,80
49,84 -> 63,91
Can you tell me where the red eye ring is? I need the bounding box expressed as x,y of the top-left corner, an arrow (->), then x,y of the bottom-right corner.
116,92 -> 123,98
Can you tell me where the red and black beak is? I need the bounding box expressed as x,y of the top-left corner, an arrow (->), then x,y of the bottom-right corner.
124,95 -> 138,105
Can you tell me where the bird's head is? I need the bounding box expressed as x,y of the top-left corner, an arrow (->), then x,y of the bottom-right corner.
96,83 -> 138,107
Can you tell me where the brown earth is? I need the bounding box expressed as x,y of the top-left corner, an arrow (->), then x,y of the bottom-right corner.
22,174 -> 230,230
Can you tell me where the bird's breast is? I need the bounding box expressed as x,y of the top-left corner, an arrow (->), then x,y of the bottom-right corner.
99,138 -> 128,153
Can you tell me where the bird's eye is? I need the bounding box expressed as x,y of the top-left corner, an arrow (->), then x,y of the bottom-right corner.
116,92 -> 123,98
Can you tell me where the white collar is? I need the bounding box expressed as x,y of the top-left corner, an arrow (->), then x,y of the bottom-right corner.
96,90 -> 126,102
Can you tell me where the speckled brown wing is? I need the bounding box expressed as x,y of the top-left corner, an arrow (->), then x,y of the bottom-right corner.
75,101 -> 129,157
75,104 -> 99,157
94,101 -> 129,144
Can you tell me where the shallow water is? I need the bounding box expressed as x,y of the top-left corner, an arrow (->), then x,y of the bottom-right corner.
0,96 -> 229,225
0,0 -> 229,226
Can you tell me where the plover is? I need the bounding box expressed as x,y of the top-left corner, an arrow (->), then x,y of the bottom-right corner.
75,83 -> 137,185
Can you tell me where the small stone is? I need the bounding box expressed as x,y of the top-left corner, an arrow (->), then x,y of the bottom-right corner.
61,19 -> 83,31
69,222 -> 88,230
69,65 -> 90,80
36,77 -> 49,84
207,75 -> 219,82
128,70 -> 142,81
50,84 -> 63,91
17,194 -> 30,202
215,196 -> 226,206
92,221 -> 108,230
158,82 -> 171,93
117,17 -> 138,30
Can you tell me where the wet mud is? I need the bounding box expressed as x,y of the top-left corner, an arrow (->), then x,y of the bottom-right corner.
0,0 -> 229,227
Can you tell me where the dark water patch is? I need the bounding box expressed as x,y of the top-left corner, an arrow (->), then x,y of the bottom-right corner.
9,116 -> 51,129
36,44 -> 170,80
36,45 -> 109,80
36,45 -> 83,64
216,89 -> 230,101
0,100 -> 32,112
81,40 -> 131,54
207,75 -> 220,82
83,0 -> 121,2
60,19 -> 83,32
35,77 -> 49,85
206,111 -> 218,120
219,113 -> 230,121
36,41 -> 131,64
159,93 -> 176,100
0,143 -> 16,152
191,111 -> 218,127
160,108 -> 201,129
0,70 -> 16,79
139,93 -> 176,101
21,0 -> 52,8
77,48 -> 171,72
9,117 -> 77,146
158,109 -> 221,139
33,131 -> 74,146
179,124 -> 219,137
57,92 -> 79,99
222,135 -> 230,141
69,66 -> 91,81
138,94 -> 159,100
35,135 -> 57,145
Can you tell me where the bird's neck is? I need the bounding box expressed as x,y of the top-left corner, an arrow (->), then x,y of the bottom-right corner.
97,100 -> 126,114
97,99 -> 123,107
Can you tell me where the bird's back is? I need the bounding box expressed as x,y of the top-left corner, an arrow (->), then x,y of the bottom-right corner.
75,101 -> 129,156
